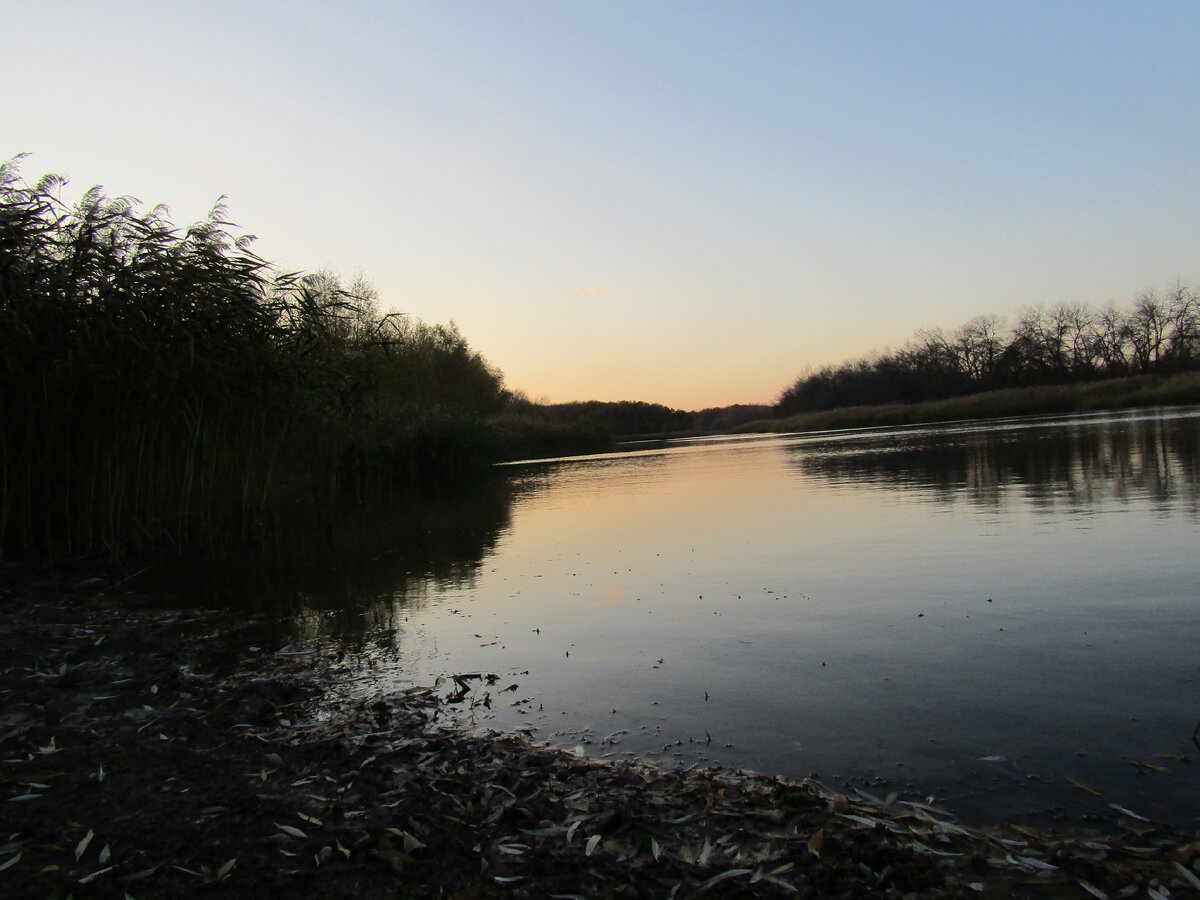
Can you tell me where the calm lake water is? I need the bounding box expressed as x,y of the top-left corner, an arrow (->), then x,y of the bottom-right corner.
166,406 -> 1200,828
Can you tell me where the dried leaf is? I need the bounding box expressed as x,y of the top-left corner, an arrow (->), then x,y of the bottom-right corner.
216,857 -> 237,880
275,823 -> 306,839
1176,861 -> 1200,892
700,868 -> 753,891
77,865 -> 113,884
0,851 -> 20,873
807,829 -> 824,857
1109,804 -> 1149,822
585,834 -> 600,857
1067,777 -> 1102,796
1119,818 -> 1158,837
1077,880 -> 1109,899
651,837 -> 661,861
98,843 -> 111,864
402,832 -> 425,853
1006,853 -> 1058,871
75,828 -> 94,861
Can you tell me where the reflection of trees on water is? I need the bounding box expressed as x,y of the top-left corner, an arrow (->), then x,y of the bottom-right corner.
150,473 -> 521,649
786,412 -> 1200,516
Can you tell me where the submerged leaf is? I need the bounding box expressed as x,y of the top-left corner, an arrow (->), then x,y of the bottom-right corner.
1066,777 -> 1102,796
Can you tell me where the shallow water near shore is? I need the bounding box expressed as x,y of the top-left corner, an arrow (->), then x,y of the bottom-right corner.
157,406 -> 1200,830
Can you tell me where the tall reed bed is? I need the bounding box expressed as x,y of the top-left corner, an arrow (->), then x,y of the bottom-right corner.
0,159 -> 509,561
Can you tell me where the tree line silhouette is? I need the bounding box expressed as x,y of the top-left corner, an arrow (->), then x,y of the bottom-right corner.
777,287 -> 1200,416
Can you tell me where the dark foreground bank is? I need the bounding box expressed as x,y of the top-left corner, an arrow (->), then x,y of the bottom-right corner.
2,575 -> 1198,899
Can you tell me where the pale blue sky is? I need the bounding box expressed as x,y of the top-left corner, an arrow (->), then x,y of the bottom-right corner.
8,2 -> 1199,408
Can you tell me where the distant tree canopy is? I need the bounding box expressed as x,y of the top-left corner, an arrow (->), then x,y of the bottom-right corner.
777,286 -> 1200,417
520,400 -> 694,438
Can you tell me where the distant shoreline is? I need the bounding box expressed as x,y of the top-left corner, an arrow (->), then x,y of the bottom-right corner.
735,371 -> 1200,435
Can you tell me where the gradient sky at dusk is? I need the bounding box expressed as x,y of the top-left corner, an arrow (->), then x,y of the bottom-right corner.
8,2 -> 1200,409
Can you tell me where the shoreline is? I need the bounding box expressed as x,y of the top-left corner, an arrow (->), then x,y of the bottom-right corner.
735,372 -> 1200,436
3,576 -> 1199,897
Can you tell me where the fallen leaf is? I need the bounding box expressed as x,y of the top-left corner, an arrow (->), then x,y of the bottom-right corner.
1077,880 -> 1109,899
77,865 -> 112,884
75,828 -> 94,861
807,829 -> 824,857
700,868 -> 753,891
275,823 -> 306,839
402,832 -> 425,853
1110,803 -> 1150,822
1175,861 -> 1200,892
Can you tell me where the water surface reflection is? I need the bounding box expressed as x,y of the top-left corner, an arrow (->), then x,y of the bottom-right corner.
160,407 -> 1200,829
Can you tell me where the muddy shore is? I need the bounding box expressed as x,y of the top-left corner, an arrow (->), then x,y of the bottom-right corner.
2,574 -> 1198,898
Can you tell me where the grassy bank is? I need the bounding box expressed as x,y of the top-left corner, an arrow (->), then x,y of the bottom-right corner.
741,371 -> 1200,435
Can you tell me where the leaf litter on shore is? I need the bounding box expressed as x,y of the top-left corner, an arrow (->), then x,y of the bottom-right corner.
1,581 -> 1199,898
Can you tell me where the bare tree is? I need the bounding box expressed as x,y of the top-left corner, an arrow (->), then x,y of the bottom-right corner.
1092,303 -> 1131,375
1166,281 -> 1200,365
1128,290 -> 1169,371
952,314 -> 1005,383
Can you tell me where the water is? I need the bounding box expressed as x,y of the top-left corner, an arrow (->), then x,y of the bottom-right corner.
162,406 -> 1200,828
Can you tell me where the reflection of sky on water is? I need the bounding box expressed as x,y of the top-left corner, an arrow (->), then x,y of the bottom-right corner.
161,407 -> 1200,828
446,407 -> 1200,828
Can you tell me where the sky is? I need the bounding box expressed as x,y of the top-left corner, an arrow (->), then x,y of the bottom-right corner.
7,2 -> 1200,410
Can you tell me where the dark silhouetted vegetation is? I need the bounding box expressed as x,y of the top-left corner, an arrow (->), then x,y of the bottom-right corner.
485,399 -> 703,462
691,404 -> 775,433
0,158 -> 553,560
754,372 -> 1200,435
777,287 -> 1200,418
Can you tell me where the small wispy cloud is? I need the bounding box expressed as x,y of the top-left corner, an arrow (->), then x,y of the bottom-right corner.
573,286 -> 603,295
